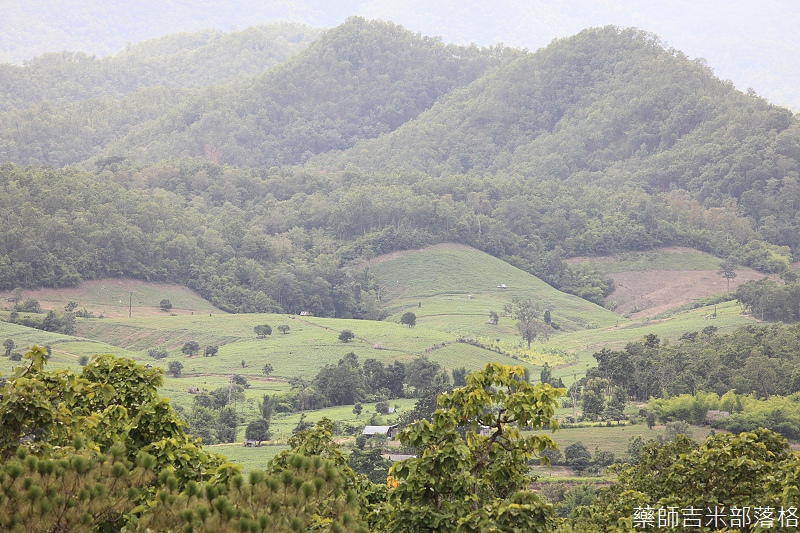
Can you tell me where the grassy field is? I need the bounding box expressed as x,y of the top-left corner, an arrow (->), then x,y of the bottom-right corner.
568,247 -> 724,274
0,244 -> 766,474
1,279 -> 221,318
546,423 -> 715,459
210,444 -> 290,473
371,244 -> 620,333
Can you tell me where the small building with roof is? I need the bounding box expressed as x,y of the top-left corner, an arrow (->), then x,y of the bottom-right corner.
362,425 -> 399,439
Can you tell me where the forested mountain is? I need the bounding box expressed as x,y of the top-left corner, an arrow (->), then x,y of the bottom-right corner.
0,24 -> 320,112
0,18 -> 511,168
3,1 -> 797,110
99,18 -> 516,167
311,27 -> 800,259
1,20 -> 800,317
0,24 -> 320,167
317,26 -> 793,187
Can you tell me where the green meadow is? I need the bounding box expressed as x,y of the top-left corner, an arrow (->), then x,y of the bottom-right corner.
569,248 -> 724,274
0,245 -> 760,474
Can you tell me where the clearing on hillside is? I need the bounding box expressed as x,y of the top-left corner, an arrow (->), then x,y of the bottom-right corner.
567,247 -> 770,318
0,279 -> 222,318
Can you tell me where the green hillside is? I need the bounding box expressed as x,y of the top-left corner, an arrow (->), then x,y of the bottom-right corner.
0,246 -> 757,404
0,320 -> 140,373
369,244 -> 619,332
314,25 -> 791,190
0,24 -> 320,112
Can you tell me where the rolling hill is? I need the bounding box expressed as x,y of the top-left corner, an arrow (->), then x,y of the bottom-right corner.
0,245 -> 757,395
366,243 -> 619,332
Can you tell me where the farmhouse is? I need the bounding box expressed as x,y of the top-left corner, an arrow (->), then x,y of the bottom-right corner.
362,425 -> 399,438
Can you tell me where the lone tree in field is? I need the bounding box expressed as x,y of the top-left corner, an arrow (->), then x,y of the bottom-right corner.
254,324 -> 272,338
262,363 -> 274,376
245,418 -> 270,443
401,311 -> 416,328
277,324 -> 290,334
718,258 -> 737,291
204,345 -> 219,357
505,296 -> 550,349
159,299 -> 172,312
3,338 -> 14,357
168,360 -> 183,377
181,340 -> 200,356
339,329 -> 355,343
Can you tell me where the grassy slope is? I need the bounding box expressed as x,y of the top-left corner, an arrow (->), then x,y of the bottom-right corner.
0,280 -> 222,318
370,244 -> 620,333
0,245 -> 760,466
2,246 -> 755,392
567,247 -> 723,274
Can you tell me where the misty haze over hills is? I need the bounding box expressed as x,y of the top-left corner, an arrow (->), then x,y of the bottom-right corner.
1,0 -> 798,109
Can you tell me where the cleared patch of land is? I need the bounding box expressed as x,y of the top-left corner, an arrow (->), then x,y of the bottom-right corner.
568,247 -> 770,317
606,268 -> 767,318
0,279 -> 222,318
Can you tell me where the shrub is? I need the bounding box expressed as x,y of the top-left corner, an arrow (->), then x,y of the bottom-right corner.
147,347 -> 169,359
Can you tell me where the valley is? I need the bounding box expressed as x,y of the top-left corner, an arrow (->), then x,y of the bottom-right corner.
0,244 -> 760,465
2,14 -> 800,530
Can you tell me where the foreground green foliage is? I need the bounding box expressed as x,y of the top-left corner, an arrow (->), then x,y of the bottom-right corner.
0,444 -> 155,532
2,349 -> 800,532
0,346 -> 222,477
382,363 -> 564,532
580,429 -> 800,531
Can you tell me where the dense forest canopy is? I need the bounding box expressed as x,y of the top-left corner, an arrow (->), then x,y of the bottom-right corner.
0,19 -> 799,319
0,24 -> 321,112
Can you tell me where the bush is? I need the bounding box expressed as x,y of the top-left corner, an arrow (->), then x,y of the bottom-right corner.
254,324 -> 272,338
159,299 -> 172,311
181,341 -> 200,356
564,441 -> 592,473
375,401 -> 390,414
16,298 -> 42,313
338,330 -> 355,342
231,375 -> 250,388
244,419 -> 270,442
168,360 -> 184,378
147,347 -> 169,359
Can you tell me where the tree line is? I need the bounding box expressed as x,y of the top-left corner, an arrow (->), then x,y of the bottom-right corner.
586,324 -> 800,402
